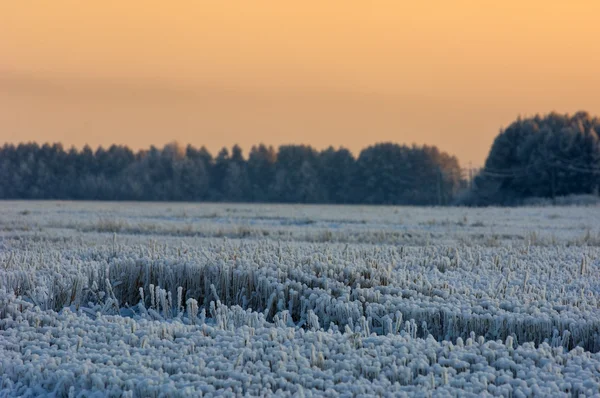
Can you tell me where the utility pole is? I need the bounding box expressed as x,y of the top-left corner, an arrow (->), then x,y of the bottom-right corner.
437,168 -> 443,206
468,162 -> 473,191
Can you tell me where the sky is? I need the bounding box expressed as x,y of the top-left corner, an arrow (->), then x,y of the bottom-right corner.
1,1 -> 600,167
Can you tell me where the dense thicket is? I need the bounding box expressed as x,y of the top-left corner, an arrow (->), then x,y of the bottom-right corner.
467,111 -> 600,205
0,142 -> 462,205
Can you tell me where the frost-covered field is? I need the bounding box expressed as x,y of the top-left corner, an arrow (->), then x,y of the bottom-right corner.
1,201 -> 600,397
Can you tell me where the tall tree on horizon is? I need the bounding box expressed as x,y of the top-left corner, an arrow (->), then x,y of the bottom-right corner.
470,111 -> 600,205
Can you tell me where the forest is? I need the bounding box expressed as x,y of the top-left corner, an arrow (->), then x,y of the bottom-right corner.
0,142 -> 462,205
467,111 -> 600,205
1,111 -> 599,205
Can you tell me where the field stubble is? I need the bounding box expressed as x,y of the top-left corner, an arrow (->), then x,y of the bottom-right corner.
1,201 -> 600,397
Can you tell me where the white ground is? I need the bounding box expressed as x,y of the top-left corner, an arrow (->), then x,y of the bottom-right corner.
1,201 -> 600,397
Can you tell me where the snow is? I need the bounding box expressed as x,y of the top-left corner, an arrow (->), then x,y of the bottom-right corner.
1,201 -> 600,396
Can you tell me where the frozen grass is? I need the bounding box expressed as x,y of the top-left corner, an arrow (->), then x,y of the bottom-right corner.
3,293 -> 600,397
1,201 -> 600,396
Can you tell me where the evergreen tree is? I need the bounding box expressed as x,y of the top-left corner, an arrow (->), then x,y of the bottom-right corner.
471,111 -> 600,204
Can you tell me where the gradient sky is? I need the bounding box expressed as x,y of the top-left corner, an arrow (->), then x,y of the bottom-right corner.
2,1 -> 600,166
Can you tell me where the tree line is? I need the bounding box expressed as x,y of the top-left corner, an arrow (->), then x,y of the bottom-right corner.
0,142 -> 464,205
4,111 -> 596,206
466,111 -> 600,205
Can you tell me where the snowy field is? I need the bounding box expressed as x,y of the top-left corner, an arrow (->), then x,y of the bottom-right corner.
1,201 -> 600,397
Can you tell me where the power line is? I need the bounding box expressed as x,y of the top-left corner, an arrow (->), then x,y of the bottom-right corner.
473,159 -> 600,179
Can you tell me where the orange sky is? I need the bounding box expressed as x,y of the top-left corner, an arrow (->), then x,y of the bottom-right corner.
1,1 -> 599,166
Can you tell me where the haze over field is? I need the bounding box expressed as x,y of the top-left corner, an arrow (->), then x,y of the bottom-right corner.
2,1 -> 600,166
